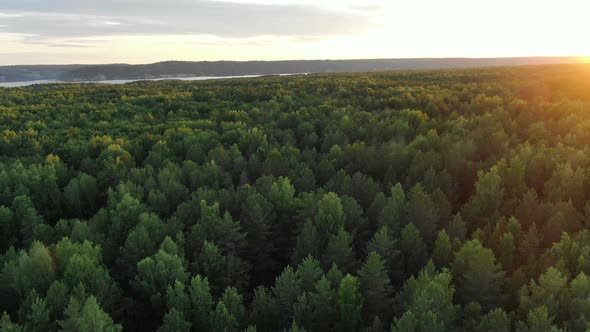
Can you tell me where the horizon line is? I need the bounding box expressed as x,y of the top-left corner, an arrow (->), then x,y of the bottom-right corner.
1,55 -> 588,67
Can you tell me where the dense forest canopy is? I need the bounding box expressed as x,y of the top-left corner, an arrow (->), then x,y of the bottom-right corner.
1,64 -> 590,331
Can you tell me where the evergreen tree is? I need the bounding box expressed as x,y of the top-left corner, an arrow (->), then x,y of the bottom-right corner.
24,296 -> 50,332
400,223 -> 427,277
0,206 -> 16,251
159,309 -> 191,332
322,228 -> 355,273
393,263 -> 458,332
407,184 -> 439,242
516,306 -> 563,332
209,302 -> 238,332
499,232 -> 514,272
11,196 -> 43,247
133,237 -> 188,311
249,286 -> 276,332
220,287 -> 245,329
309,276 -> 337,331
447,213 -> 467,242
0,312 -> 22,332
433,230 -> 453,269
365,226 -> 400,280
293,220 -> 321,264
358,252 -> 392,323
452,240 -> 505,311
188,275 -> 214,331
296,256 -> 323,292
60,296 -> 122,332
337,274 -> 363,332
377,184 -> 407,234
272,266 -> 301,329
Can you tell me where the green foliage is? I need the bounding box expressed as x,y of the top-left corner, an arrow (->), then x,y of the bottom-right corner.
407,184 -> 439,242
516,306 -> 563,332
159,309 -> 191,332
133,238 -> 188,310
296,256 -> 323,292
400,223 -> 427,277
272,266 -> 301,329
452,240 -> 505,311
322,228 -> 355,273
393,263 -> 458,332
2,66 -> 590,330
366,226 -> 400,280
377,184 -> 407,234
358,252 -> 393,323
59,296 -> 122,332
308,276 -> 337,331
316,192 -> 345,238
337,274 -> 363,332
25,296 -> 50,331
293,220 -> 321,263
209,302 -> 238,332
0,312 -> 23,332
433,230 -> 453,269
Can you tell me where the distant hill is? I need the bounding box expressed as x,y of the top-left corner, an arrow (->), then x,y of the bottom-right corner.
0,65 -> 87,83
0,57 -> 583,83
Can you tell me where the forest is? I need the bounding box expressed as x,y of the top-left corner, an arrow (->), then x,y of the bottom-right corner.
1,64 -> 590,331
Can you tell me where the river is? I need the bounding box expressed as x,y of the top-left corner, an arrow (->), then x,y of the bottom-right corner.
0,73 -> 303,88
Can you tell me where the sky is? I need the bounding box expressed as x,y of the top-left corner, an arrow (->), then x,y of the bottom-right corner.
0,0 -> 589,65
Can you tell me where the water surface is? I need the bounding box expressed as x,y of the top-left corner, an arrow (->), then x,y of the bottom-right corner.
0,73 -> 301,88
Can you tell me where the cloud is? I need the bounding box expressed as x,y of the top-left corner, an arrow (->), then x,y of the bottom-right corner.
184,34 -> 326,47
0,0 -> 378,43
20,40 -> 90,48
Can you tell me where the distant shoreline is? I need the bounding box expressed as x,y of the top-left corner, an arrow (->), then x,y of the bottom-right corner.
0,73 -> 306,88
0,57 -> 584,84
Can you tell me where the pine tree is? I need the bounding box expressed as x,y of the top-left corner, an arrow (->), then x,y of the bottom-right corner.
393,263 -> 458,332
452,240 -> 505,311
517,306 -> 563,332
272,266 -> 301,329
357,252 -> 393,323
25,296 -> 50,332
476,308 -> 510,332
0,312 -> 22,332
159,309 -> 191,332
196,240 -> 227,292
249,286 -> 276,332
400,223 -> 427,277
133,238 -> 188,311
12,196 -> 43,247
60,296 -> 122,332
499,232 -> 514,272
316,192 -> 345,239
433,230 -> 453,269
407,184 -> 439,242
365,226 -> 400,280
296,256 -> 323,292
322,228 -> 355,273
209,302 -> 238,332
337,274 -> 363,332
293,220 -> 321,264
377,183 -> 407,233
220,287 -> 245,328
188,275 -> 214,332
309,276 -> 336,331
0,206 -> 16,251
447,213 -> 467,242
